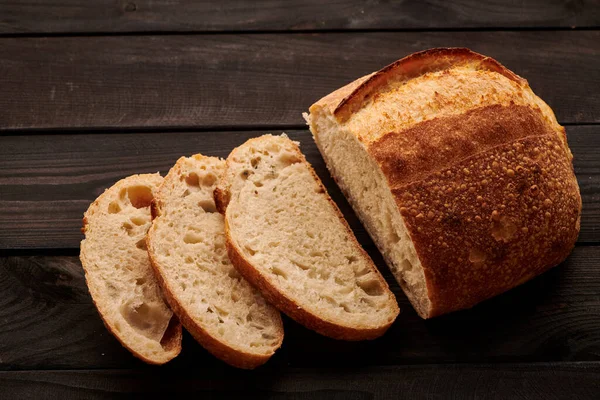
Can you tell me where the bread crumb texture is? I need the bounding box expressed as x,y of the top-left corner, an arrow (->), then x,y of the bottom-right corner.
221,135 -> 399,339
147,155 -> 283,368
80,173 -> 181,364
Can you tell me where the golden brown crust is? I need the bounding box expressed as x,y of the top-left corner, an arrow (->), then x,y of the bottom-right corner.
369,104 -> 556,189
333,48 -> 526,122
146,233 -> 283,369
219,136 -> 399,340
308,48 -> 581,319
396,133 -> 581,317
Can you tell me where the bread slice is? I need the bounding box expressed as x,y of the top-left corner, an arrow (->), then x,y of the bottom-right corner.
215,134 -> 399,340
307,47 -> 582,318
146,155 -> 284,369
80,173 -> 182,364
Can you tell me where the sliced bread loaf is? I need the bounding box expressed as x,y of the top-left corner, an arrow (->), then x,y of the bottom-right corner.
146,155 -> 284,369
215,134 -> 399,340
307,48 -> 581,318
80,173 -> 182,364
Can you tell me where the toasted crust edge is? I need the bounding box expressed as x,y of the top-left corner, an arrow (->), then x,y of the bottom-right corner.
217,135 -> 399,340
333,47 -> 526,122
79,174 -> 182,365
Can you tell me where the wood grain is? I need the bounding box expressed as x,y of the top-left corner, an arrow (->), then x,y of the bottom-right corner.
1,0 -> 598,34
0,363 -> 599,399
0,128 -> 597,250
1,245 -> 599,371
0,31 -> 598,131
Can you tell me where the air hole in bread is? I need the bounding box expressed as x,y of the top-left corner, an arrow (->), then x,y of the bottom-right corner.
309,250 -> 323,257
353,265 -> 370,278
261,333 -> 276,340
340,303 -> 351,313
180,282 -> 187,291
358,279 -> 384,296
271,266 -> 288,280
183,232 -> 203,244
228,268 -> 240,279
193,279 -> 199,288
240,170 -> 251,180
320,295 -> 337,306
207,307 -> 214,314
135,239 -> 147,250
346,255 -> 358,264
250,157 -> 261,168
399,259 -> 413,272
231,292 -> 240,302
244,245 -> 257,256
197,199 -> 217,213
185,256 -> 194,264
215,306 -> 229,317
290,259 -> 310,270
108,201 -> 121,214
307,232 -> 315,239
185,173 -> 200,188
278,152 -> 300,168
127,185 -> 153,208
202,173 -> 217,187
120,301 -> 165,340
122,222 -> 135,236
130,216 -> 147,226
253,181 -> 264,188
360,297 -> 376,307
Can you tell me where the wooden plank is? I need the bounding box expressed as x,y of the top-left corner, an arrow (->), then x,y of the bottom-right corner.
0,127 -> 597,250
1,246 -> 599,371
0,363 -> 599,399
1,0 -> 599,34
0,31 -> 598,131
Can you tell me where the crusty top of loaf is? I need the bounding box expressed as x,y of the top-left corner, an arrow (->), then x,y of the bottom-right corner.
309,48 -> 581,316
311,48 -> 563,146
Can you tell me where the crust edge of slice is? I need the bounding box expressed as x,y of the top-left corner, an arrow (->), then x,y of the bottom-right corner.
216,136 -> 399,341
79,173 -> 183,365
146,157 -> 284,369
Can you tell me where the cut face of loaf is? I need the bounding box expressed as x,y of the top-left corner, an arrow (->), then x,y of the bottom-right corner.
80,174 -> 181,364
146,155 -> 283,369
307,48 -> 582,318
215,134 -> 399,340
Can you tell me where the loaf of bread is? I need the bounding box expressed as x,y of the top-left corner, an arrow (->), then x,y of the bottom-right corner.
306,48 -> 581,318
80,174 -> 182,364
146,155 -> 284,369
215,134 -> 399,340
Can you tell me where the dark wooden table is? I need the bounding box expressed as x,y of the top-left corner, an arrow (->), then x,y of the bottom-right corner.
1,1 -> 599,398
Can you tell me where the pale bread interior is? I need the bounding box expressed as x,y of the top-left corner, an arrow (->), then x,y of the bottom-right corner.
223,135 -> 398,330
148,155 -> 283,356
80,173 -> 179,364
307,113 -> 431,317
